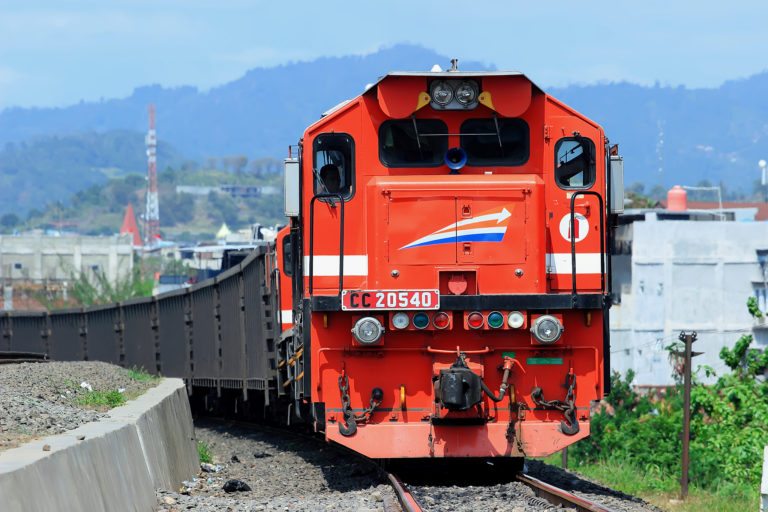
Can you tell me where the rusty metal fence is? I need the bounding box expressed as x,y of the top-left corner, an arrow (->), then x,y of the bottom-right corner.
0,246 -> 278,400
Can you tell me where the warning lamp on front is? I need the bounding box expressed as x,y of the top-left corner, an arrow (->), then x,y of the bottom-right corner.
351,317 -> 384,345
432,312 -> 450,330
467,311 -> 484,329
507,311 -> 525,329
487,311 -> 504,329
531,315 -> 563,344
392,312 -> 410,330
412,312 -> 430,330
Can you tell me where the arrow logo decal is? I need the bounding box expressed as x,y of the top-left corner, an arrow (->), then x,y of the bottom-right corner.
399,204 -> 515,250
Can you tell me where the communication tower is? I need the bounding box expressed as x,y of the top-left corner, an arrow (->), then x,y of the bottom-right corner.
144,104 -> 160,246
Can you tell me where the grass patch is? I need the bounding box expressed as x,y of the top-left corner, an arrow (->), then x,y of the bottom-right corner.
550,456 -> 757,512
123,366 -> 160,382
197,440 -> 213,463
75,390 -> 126,408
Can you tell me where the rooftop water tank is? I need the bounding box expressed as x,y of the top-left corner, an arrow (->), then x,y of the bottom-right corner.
667,185 -> 687,211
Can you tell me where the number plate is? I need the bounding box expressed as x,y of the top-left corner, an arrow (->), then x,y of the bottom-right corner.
341,290 -> 440,311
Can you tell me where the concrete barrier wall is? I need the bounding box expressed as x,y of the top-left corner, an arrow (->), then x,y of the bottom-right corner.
0,378 -> 198,512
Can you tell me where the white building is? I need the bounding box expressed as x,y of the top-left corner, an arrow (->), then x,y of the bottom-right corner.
0,232 -> 134,286
610,210 -> 768,385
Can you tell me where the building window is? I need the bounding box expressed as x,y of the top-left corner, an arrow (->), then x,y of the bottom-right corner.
555,137 -> 596,189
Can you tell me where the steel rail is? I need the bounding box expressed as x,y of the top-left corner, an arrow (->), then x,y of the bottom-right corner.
517,472 -> 618,512
0,351 -> 49,364
387,473 -> 423,512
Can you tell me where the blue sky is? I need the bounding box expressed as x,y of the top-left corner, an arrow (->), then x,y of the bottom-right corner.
2,0 -> 767,110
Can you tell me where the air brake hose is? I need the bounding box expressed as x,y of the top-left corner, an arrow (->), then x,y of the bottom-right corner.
481,357 -> 515,402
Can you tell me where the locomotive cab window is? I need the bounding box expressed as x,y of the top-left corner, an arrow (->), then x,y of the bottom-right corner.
555,137 -> 596,189
313,133 -> 354,200
282,234 -> 293,277
379,119 -> 448,167
460,118 -> 529,166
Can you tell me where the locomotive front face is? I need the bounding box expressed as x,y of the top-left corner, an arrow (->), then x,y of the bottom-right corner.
281,68 -> 619,459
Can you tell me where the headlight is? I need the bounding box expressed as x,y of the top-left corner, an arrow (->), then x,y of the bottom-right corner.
392,312 -> 410,330
430,80 -> 453,106
531,315 -> 563,344
508,311 -> 525,329
351,317 -> 384,345
455,81 -> 478,106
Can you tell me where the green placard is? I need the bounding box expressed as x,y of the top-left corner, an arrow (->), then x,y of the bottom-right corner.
527,357 -> 563,365
501,351 -> 516,359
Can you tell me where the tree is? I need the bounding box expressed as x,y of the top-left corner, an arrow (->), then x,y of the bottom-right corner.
1,213 -> 20,228
229,155 -> 248,176
207,191 -> 239,226
626,182 -> 645,196
26,208 -> 43,221
648,184 -> 667,200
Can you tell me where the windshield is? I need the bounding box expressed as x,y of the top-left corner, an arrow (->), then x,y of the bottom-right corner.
460,118 -> 529,166
379,119 -> 448,167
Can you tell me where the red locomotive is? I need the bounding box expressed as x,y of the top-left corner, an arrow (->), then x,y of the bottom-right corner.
276,61 -> 623,459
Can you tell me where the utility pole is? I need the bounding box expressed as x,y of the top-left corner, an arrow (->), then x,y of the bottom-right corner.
674,331 -> 702,499
144,104 -> 160,246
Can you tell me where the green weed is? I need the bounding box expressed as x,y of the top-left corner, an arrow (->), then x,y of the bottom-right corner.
197,440 -> 213,463
123,366 -> 159,382
75,390 -> 126,408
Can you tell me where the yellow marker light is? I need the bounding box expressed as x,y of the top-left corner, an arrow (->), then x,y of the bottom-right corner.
478,91 -> 495,111
400,385 -> 406,409
323,314 -> 328,328
415,92 -> 431,111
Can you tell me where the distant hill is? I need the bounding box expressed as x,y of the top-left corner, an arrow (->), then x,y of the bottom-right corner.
0,131 -> 185,215
2,43 -> 767,215
549,72 -> 768,196
0,45 -> 492,160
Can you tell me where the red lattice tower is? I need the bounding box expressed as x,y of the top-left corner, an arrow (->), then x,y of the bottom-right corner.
144,104 -> 160,246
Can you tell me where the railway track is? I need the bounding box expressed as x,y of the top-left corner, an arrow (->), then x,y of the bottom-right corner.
389,470 -> 618,512
166,415 -> 657,511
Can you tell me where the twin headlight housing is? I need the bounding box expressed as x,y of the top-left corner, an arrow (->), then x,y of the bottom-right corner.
429,79 -> 480,110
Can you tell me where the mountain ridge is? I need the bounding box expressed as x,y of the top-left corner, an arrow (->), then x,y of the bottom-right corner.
2,44 -> 767,216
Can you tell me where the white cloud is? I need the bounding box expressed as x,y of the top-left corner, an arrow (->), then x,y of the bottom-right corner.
0,67 -> 26,86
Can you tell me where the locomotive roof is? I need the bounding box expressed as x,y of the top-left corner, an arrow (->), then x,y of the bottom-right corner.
367,70 -> 544,93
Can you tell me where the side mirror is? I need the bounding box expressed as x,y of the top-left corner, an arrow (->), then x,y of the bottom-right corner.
284,158 -> 300,217
609,155 -> 624,214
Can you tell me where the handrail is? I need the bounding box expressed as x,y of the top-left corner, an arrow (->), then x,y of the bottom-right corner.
309,193 -> 345,295
569,191 -> 605,303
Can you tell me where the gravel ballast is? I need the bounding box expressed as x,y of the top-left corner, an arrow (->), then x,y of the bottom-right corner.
407,459 -> 665,511
157,420 -> 663,512
156,420 -> 398,512
0,361 -> 159,451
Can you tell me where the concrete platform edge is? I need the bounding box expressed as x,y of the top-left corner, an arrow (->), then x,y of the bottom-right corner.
0,378 -> 198,512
